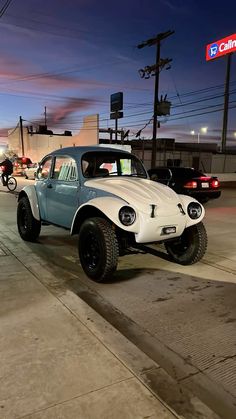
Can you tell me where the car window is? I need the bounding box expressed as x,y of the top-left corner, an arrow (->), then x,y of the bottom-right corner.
82,151 -> 147,178
53,156 -> 78,181
170,168 -> 204,178
38,156 -> 53,179
150,168 -> 171,180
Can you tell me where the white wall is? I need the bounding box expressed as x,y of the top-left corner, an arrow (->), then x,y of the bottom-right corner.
8,114 -> 99,162
211,154 -> 236,172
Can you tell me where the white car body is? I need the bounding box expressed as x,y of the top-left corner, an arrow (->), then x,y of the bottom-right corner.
17,146 -> 208,282
72,177 -> 205,242
23,163 -> 38,179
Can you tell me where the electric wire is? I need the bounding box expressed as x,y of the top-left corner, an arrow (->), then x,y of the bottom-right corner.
0,0 -> 12,18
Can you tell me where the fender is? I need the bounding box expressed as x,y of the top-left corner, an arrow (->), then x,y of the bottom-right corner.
71,196 -> 140,235
178,194 -> 205,227
18,185 -> 41,221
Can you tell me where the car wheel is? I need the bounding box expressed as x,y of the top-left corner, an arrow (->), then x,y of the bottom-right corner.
78,217 -> 119,282
17,196 -> 41,241
164,221 -> 207,265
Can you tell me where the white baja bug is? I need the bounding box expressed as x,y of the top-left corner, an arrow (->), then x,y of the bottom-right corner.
17,146 -> 207,282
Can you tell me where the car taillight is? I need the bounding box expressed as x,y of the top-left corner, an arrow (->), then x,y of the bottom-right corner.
211,179 -> 219,188
184,181 -> 197,189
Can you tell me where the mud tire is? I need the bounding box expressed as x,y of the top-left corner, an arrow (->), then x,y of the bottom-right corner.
78,217 -> 119,282
17,196 -> 41,241
165,222 -> 207,265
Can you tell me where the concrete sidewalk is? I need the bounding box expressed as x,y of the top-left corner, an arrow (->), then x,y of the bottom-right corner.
0,220 -> 179,419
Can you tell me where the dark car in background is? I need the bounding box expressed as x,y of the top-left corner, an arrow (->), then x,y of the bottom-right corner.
148,166 -> 221,203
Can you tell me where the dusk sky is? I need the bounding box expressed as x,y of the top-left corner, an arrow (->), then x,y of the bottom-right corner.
0,0 -> 236,148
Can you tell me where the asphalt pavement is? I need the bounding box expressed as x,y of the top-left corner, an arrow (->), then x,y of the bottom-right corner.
0,180 -> 235,418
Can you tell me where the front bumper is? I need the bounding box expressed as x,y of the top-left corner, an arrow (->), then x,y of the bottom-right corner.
135,212 -> 186,243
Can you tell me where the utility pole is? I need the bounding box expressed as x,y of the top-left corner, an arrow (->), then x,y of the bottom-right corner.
137,30 -> 174,168
44,106 -> 47,126
19,116 -> 24,156
152,41 -> 161,168
221,53 -> 232,153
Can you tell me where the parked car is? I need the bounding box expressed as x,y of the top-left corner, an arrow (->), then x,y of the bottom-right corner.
148,166 -> 221,203
13,157 -> 32,176
17,146 -> 207,282
22,163 -> 39,179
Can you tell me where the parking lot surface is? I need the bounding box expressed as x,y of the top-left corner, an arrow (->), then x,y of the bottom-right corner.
0,181 -> 236,418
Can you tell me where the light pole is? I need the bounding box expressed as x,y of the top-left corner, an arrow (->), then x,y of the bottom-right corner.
191,127 -> 207,144
199,127 -> 208,144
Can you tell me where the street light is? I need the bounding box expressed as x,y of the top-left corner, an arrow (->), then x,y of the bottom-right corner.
191,127 -> 208,144
198,127 -> 208,144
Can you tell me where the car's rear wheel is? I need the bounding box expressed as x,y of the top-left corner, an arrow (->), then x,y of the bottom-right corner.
165,221 -> 207,265
78,217 -> 119,282
17,196 -> 41,241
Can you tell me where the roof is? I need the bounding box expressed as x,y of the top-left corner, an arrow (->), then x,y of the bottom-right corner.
44,145 -> 132,159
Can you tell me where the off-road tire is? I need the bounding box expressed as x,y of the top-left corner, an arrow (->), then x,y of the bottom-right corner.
78,217 -> 119,282
17,196 -> 41,241
165,221 -> 207,265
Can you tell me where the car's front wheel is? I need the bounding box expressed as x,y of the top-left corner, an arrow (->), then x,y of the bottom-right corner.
78,217 -> 119,282
165,222 -> 207,265
17,196 -> 41,241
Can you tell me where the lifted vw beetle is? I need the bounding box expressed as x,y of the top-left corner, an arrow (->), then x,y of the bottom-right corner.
17,146 -> 207,282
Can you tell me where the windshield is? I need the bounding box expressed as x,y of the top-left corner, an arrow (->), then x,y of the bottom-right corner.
82,151 -> 147,179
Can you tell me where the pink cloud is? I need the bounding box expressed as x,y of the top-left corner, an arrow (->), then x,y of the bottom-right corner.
0,53 -> 111,92
35,97 -> 97,126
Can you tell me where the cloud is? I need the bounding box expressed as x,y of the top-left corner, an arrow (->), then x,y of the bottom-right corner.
0,57 -> 85,91
35,97 -> 97,126
0,52 -> 120,95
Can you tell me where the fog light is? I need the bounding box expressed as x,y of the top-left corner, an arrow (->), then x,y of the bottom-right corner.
187,202 -> 202,219
119,206 -> 136,226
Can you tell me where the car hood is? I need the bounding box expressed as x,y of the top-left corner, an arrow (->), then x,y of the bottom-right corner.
85,177 -> 182,215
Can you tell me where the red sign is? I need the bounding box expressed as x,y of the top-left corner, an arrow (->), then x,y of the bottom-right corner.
206,33 -> 236,61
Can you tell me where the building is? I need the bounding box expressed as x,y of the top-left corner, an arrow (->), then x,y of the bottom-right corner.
6,114 -> 236,173
7,115 -> 99,162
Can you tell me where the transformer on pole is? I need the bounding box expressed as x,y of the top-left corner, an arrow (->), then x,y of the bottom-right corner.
137,30 -> 174,168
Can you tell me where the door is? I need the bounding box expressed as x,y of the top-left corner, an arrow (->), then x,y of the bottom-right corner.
45,156 -> 79,228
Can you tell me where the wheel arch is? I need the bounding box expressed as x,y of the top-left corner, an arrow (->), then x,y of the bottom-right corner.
71,205 -> 111,235
18,186 -> 41,221
71,196 -> 139,236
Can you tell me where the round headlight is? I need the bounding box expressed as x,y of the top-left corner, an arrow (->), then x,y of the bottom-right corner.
187,202 -> 202,219
119,206 -> 136,226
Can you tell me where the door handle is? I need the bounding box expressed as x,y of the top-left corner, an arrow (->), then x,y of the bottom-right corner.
47,184 -> 53,189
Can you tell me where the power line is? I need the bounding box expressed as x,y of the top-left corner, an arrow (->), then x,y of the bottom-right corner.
0,0 -> 13,18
